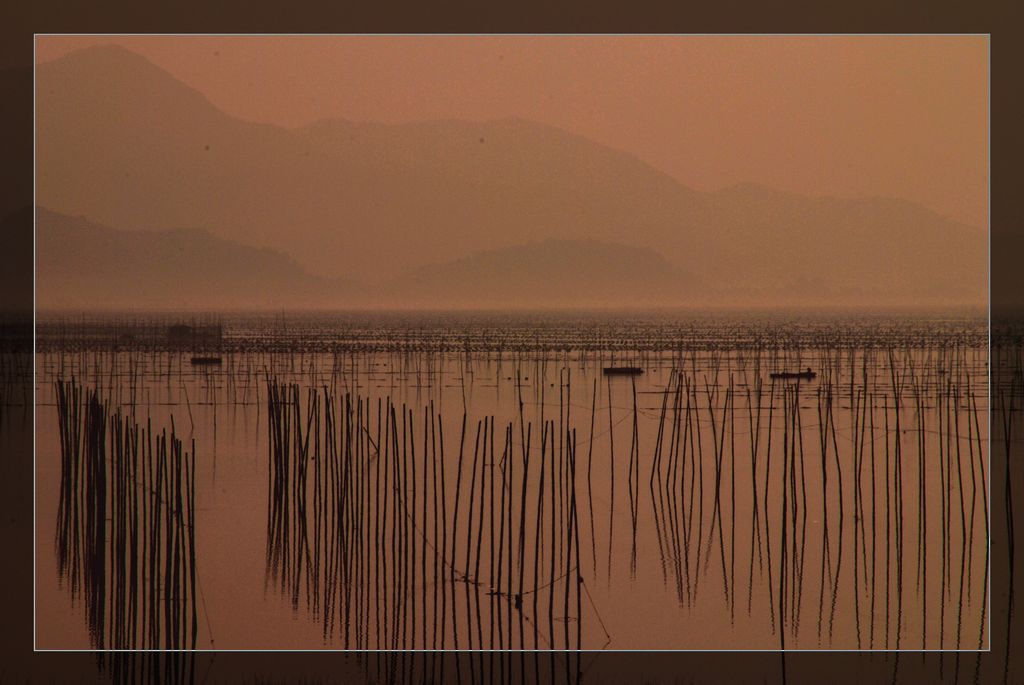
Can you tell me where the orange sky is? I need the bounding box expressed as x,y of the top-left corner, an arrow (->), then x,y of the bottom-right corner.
36,35 -> 988,228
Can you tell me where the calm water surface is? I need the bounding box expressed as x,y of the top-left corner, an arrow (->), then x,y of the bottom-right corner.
34,310 -> 991,650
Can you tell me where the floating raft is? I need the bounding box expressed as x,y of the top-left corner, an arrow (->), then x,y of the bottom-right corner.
603,366 -> 644,376
190,356 -> 223,366
770,369 -> 816,380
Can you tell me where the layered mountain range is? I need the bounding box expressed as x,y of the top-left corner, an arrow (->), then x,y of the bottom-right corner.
34,45 -> 986,310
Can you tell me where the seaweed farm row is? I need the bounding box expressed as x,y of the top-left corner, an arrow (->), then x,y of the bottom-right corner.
35,309 -> 986,353
36,321 -> 991,650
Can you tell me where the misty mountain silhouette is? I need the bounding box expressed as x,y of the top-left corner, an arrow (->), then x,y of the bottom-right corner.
385,239 -> 703,308
37,209 -> 702,310
36,208 -> 355,310
36,45 -> 985,307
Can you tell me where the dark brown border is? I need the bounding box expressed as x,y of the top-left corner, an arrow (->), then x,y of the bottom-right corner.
2,1 -> 1020,682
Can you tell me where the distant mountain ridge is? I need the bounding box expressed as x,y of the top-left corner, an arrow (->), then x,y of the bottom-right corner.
36,209 -> 704,310
386,238 -> 703,308
35,208 -> 353,310
35,45 -> 986,307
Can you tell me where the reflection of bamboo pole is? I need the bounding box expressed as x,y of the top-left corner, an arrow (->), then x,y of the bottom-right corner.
953,380 -> 967,650
795,378 -> 808,639
884,392 -> 892,648
564,424 -> 573,657
748,377 -> 763,616
572,427 -> 582,656
606,376 -> 615,585
517,423 -> 531,652
587,378 -> 598,577
965,374 -> 978,608
889,352 -> 905,650
939,376 -> 948,650
421,406 -> 428,650
55,379 -> 199,649
868,372 -> 877,649
730,375 -> 737,622
972,385 -> 989,652
549,418 -> 557,655
779,385 -> 790,651
533,421 -> 547,651
914,371 -> 928,649
818,382 -> 838,643
437,408 -> 448,650
694,379 -> 706,606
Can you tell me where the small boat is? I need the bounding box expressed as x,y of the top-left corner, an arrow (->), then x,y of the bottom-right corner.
603,367 -> 644,376
190,356 -> 223,366
770,367 -> 816,380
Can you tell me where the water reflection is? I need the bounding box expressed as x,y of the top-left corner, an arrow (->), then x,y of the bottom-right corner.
38,313 -> 992,650
54,378 -> 198,649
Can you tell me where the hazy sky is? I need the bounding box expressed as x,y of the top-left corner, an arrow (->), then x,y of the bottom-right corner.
37,35 -> 988,228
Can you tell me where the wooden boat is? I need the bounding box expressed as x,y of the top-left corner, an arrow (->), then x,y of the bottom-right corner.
603,366 -> 644,376
770,368 -> 816,380
190,356 -> 223,366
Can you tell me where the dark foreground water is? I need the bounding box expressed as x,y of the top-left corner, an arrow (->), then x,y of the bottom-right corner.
34,309 -> 991,650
